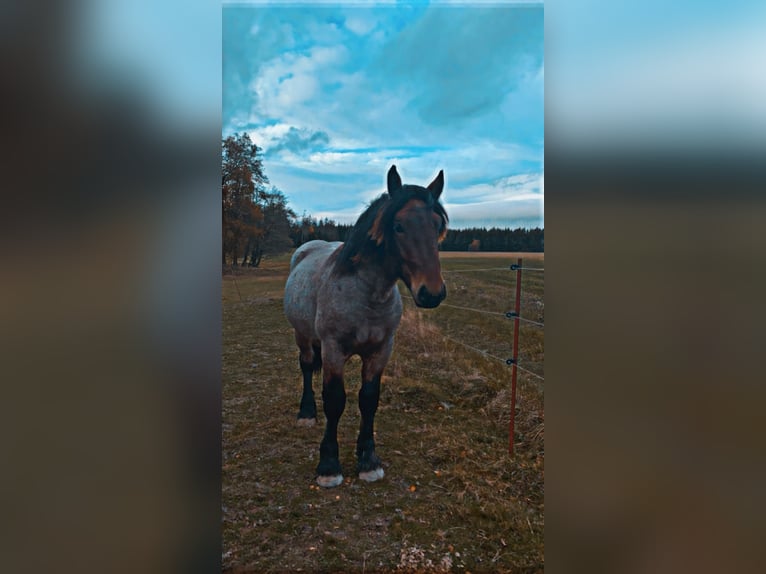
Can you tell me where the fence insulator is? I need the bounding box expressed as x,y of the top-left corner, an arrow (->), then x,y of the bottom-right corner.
510,264 -> 543,272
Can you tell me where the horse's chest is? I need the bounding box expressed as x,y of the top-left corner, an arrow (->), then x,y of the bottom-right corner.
316,298 -> 400,355
335,321 -> 391,355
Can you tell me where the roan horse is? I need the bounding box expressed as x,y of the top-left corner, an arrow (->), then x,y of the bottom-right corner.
284,165 -> 448,488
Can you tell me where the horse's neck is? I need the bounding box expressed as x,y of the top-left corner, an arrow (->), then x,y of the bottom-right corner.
355,261 -> 399,305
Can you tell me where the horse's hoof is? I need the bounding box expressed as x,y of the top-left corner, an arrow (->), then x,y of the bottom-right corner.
296,417 -> 317,427
358,467 -> 385,482
316,474 -> 343,488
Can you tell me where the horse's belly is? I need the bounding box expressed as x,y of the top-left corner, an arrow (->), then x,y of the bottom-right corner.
284,269 -> 314,327
285,241 -> 345,344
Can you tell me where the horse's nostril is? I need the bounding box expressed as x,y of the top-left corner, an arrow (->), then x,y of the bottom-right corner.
416,285 -> 446,308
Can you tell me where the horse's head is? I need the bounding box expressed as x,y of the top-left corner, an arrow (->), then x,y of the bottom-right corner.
378,165 -> 448,308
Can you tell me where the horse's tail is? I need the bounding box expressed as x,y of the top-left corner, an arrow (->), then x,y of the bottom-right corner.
289,246 -> 309,271
311,344 -> 323,372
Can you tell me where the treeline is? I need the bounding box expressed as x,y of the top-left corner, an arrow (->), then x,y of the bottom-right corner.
287,216 -> 352,247
223,132 -> 543,268
289,216 -> 543,253
439,226 -> 544,252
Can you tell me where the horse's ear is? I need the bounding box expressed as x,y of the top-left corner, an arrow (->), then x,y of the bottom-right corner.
427,170 -> 444,199
387,165 -> 402,196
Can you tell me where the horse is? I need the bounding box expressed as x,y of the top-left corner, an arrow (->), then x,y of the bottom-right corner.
283,165 -> 448,488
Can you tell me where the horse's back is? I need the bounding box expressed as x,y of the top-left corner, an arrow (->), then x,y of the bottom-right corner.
284,241 -> 342,340
289,240 -> 342,271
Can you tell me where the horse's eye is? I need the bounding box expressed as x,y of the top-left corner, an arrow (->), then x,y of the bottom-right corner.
394,222 -> 405,234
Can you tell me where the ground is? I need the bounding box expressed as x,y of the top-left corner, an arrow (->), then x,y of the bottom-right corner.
222,252 -> 544,573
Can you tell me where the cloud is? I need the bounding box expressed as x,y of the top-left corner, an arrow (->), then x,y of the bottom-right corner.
257,144 -> 542,227
224,4 -> 544,229
251,45 -> 349,120
223,0 -> 396,5
268,127 -> 330,154
271,162 -> 543,229
372,5 -> 543,126
243,123 -> 292,151
450,173 -> 543,204
443,172 -> 543,228
344,15 -> 377,36
446,199 -> 543,229
230,5 -> 543,153
223,9 -> 299,132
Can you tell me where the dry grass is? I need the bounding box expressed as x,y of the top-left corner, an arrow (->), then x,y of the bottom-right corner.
438,251 -> 544,260
222,252 -> 544,573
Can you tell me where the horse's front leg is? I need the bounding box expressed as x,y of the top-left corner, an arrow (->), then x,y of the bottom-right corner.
357,340 -> 393,482
316,342 -> 346,488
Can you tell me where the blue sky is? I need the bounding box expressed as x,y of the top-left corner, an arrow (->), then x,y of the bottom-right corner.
223,1 -> 543,229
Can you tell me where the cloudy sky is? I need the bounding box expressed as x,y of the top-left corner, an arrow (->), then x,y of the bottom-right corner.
223,1 -> 543,229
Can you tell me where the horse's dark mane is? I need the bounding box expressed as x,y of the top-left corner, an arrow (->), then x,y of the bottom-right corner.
335,184 -> 448,274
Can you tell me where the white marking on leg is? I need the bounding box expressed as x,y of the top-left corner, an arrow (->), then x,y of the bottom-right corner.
316,474 -> 344,488
358,467 -> 385,482
296,418 -> 317,427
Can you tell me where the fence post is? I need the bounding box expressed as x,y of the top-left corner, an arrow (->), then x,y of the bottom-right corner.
509,257 -> 522,456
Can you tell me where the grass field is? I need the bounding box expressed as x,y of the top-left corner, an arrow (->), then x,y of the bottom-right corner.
222,251 -> 544,573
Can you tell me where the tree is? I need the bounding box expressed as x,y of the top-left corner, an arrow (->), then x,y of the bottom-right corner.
222,132 -> 268,265
242,187 -> 296,267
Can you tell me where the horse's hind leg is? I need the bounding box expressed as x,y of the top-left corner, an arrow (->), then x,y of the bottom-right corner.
356,342 -> 393,482
295,334 -> 319,426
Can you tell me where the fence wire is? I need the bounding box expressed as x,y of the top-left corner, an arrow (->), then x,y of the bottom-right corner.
515,316 -> 544,327
402,261 -> 544,384
441,333 -> 544,383
515,363 -> 545,381
441,333 -> 507,364
439,302 -> 506,317
442,267 -> 508,273
438,302 -> 544,328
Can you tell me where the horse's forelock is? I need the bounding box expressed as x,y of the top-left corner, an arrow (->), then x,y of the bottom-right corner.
369,207 -> 386,246
336,187 -> 447,272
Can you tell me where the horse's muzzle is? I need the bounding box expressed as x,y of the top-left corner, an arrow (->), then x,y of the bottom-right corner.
414,284 -> 446,309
